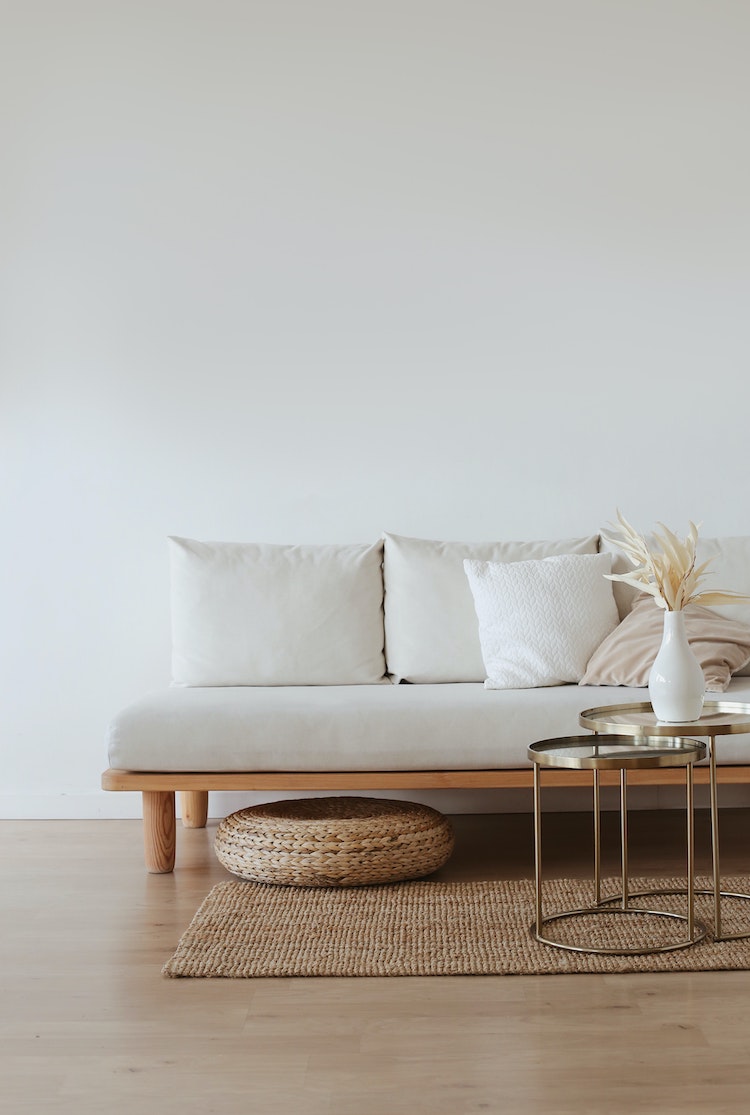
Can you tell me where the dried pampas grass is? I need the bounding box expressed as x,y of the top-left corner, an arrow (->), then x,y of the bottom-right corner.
601,510 -> 750,612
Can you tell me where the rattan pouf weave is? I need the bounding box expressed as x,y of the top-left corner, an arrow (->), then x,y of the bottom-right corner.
214,796 -> 455,887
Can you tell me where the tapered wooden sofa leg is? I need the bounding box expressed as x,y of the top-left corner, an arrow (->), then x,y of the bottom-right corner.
143,791 -> 176,873
181,790 -> 209,828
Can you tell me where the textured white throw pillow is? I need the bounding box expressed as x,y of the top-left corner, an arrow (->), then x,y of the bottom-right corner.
463,553 -> 619,689
383,532 -> 599,682
169,537 -> 386,686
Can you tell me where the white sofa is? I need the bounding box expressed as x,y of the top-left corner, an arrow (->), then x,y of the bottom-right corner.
103,531 -> 750,871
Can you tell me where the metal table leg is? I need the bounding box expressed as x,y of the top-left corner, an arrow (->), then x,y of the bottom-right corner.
530,759 -> 707,955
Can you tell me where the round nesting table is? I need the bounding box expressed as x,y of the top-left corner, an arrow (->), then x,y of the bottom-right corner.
580,701 -> 750,941
528,734 -> 708,955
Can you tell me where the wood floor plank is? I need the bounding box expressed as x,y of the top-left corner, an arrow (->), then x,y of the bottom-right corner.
4,811 -> 750,1113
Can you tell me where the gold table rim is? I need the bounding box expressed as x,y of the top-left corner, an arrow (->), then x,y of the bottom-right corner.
579,700 -> 750,737
528,734 -> 707,771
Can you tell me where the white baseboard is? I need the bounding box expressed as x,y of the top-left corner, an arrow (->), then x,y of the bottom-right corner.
3,784 -> 749,819
0,793 -> 146,819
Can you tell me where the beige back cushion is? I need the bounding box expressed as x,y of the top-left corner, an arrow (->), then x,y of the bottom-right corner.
580,595 -> 750,692
598,533 -> 750,678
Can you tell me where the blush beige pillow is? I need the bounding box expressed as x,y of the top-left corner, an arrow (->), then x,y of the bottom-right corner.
580,596 -> 750,692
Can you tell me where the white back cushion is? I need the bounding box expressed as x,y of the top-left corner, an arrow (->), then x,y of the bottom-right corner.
169,537 -> 386,686
464,553 -> 619,689
382,532 -> 599,683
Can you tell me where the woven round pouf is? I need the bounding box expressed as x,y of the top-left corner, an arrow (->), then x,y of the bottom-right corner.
214,796 -> 455,887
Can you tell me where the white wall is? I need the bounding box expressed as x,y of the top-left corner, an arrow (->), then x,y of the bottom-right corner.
2,1 -> 749,819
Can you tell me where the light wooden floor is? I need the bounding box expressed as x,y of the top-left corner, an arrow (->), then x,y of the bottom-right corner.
4,809 -> 750,1114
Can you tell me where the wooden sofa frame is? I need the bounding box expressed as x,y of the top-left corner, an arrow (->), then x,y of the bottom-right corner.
102,765 -> 750,872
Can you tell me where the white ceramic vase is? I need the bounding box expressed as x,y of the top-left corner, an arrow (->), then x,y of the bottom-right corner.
648,609 -> 705,723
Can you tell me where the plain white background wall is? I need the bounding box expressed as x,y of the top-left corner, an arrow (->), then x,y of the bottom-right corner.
2,1 -> 749,818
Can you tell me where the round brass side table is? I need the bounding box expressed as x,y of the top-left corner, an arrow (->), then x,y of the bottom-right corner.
529,734 -> 708,955
579,701 -> 750,941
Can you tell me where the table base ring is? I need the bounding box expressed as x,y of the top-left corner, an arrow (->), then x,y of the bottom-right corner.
532,905 -> 708,956
596,887 -> 750,941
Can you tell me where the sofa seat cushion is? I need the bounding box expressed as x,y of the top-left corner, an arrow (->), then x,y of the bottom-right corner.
107,678 -> 750,773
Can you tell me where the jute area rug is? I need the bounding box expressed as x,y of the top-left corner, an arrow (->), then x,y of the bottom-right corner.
163,875 -> 750,978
